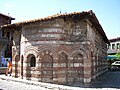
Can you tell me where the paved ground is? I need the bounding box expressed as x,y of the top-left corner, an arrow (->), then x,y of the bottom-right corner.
0,71 -> 120,90
0,75 -> 80,90
0,79 -> 48,90
90,71 -> 120,88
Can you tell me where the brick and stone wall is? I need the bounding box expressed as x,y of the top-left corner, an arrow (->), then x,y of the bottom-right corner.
87,21 -> 108,80
12,30 -> 21,78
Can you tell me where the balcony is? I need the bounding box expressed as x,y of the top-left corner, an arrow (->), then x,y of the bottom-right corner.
107,48 -> 120,55
0,37 -> 8,44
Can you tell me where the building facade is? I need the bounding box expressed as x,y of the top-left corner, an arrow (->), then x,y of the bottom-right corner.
107,37 -> 120,55
1,10 -> 109,85
0,13 -> 15,66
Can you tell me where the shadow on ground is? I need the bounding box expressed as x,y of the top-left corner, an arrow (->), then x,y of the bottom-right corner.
88,71 -> 120,89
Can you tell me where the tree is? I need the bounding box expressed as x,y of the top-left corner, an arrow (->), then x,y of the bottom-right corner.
115,52 -> 120,60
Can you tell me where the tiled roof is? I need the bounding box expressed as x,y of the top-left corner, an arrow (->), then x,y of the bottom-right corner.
1,11 -> 89,27
0,10 -> 109,44
0,13 -> 15,20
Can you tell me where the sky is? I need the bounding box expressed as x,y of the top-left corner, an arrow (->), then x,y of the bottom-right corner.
0,0 -> 120,39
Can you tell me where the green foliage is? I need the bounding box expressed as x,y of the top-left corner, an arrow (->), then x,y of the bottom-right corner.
115,52 -> 120,60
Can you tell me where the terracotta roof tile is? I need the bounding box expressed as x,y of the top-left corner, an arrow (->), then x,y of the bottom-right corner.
1,11 -> 88,27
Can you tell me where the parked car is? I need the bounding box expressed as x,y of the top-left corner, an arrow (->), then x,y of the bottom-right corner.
110,61 -> 120,71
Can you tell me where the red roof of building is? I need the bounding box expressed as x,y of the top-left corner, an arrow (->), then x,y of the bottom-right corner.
0,10 -> 109,44
0,13 -> 15,20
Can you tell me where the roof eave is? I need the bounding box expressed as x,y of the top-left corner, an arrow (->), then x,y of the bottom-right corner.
87,10 -> 110,44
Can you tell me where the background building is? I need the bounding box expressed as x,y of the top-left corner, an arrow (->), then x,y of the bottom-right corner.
0,13 -> 15,66
107,37 -> 120,55
1,10 -> 109,85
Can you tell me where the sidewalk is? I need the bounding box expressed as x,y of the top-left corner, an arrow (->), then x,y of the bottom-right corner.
0,74 -> 120,90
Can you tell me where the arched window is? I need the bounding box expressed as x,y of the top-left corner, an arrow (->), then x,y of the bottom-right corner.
30,56 -> 36,67
72,53 -> 84,83
58,52 -> 69,84
41,52 -> 53,83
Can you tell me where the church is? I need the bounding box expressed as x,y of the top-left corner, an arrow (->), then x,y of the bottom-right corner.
1,10 -> 109,85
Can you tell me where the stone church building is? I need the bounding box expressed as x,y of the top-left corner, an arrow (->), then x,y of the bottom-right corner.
1,10 -> 109,85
